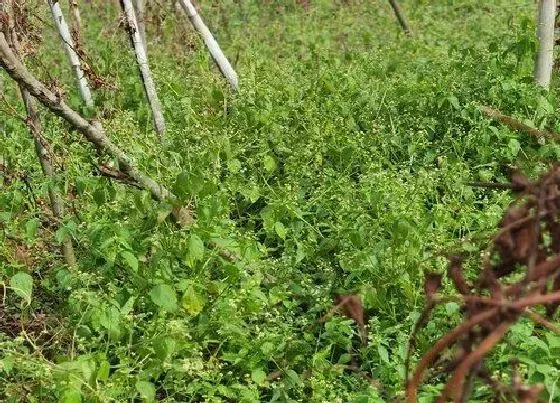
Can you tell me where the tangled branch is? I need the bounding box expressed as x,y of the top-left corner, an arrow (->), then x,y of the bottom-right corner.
408,165 -> 560,402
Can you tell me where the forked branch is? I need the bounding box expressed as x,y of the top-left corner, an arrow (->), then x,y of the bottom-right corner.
0,31 -> 192,226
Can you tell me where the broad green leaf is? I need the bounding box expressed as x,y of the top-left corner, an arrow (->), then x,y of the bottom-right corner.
156,207 -> 172,224
447,95 -> 460,110
444,302 -> 460,315
120,251 -> 138,272
251,368 -> 267,384
242,185 -> 260,203
93,187 -> 107,205
10,272 -> 33,305
173,171 -> 203,198
99,305 -> 121,340
260,342 -> 275,355
295,242 -> 306,263
79,357 -> 97,384
227,158 -> 241,174
0,354 -> 14,374
135,380 -> 156,402
185,234 -> 204,266
378,344 -> 390,363
181,287 -> 205,315
25,218 -> 39,240
285,369 -> 301,385
508,138 -> 520,157
97,361 -> 110,382
546,333 -> 560,350
154,335 -> 176,361
274,222 -> 286,240
338,353 -> 352,364
537,95 -> 554,116
264,155 -> 277,173
55,226 -> 71,244
120,296 -> 135,316
149,284 -> 177,312
59,388 -> 82,403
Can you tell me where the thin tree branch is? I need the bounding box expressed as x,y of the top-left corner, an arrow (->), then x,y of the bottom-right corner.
48,0 -> 94,108
479,105 -> 558,140
0,31 -> 193,226
388,0 -> 412,36
134,0 -> 148,54
120,0 -> 166,136
178,0 -> 239,91
2,6 -> 76,266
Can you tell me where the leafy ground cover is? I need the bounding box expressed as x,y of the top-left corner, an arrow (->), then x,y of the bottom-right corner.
2,0 -> 560,401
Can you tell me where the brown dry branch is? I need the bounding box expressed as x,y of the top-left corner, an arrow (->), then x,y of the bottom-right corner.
2,2 -> 76,267
408,165 -> 560,402
0,31 -> 189,222
479,106 -> 558,140
388,0 -> 412,36
321,294 -> 368,346
0,29 -> 242,263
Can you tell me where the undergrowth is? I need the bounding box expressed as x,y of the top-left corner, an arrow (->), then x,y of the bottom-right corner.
1,0 -> 560,402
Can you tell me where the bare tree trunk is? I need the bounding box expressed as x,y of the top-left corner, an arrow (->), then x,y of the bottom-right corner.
68,0 -> 82,32
120,0 -> 166,137
178,0 -> 239,91
21,90 -> 77,267
0,32 -> 193,225
48,0 -> 94,107
388,0 -> 412,36
535,0 -> 557,88
2,6 -> 77,267
134,0 -> 148,54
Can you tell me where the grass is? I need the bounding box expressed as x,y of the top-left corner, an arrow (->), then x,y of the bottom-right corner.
2,0 -> 560,401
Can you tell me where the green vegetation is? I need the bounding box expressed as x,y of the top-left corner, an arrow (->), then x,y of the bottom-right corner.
2,0 -> 560,401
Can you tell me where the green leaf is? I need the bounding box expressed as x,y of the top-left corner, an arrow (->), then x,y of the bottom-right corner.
243,185 -> 261,203
285,369 -> 301,385
546,333 -> 560,350
444,302 -> 460,315
185,234 -> 204,266
93,187 -> 107,205
0,354 -> 14,374
181,287 -> 205,315
97,361 -> 110,382
260,342 -> 275,355
264,155 -> 277,173
59,388 -> 82,403
228,158 -> 241,174
447,95 -> 460,110
537,95 -> 554,116
10,272 -> 33,305
251,368 -> 267,385
156,206 -> 172,224
274,222 -> 287,240
173,171 -> 204,199
149,284 -> 177,312
508,138 -> 520,157
79,357 -> 97,384
377,344 -> 390,363
55,226 -> 71,244
135,380 -> 156,402
120,251 -> 138,272
120,296 -> 135,316
25,218 -> 39,240
99,305 -> 121,340
153,335 -> 176,361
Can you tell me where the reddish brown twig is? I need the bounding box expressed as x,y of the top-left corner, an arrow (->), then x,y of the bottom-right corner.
408,165 -> 560,402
